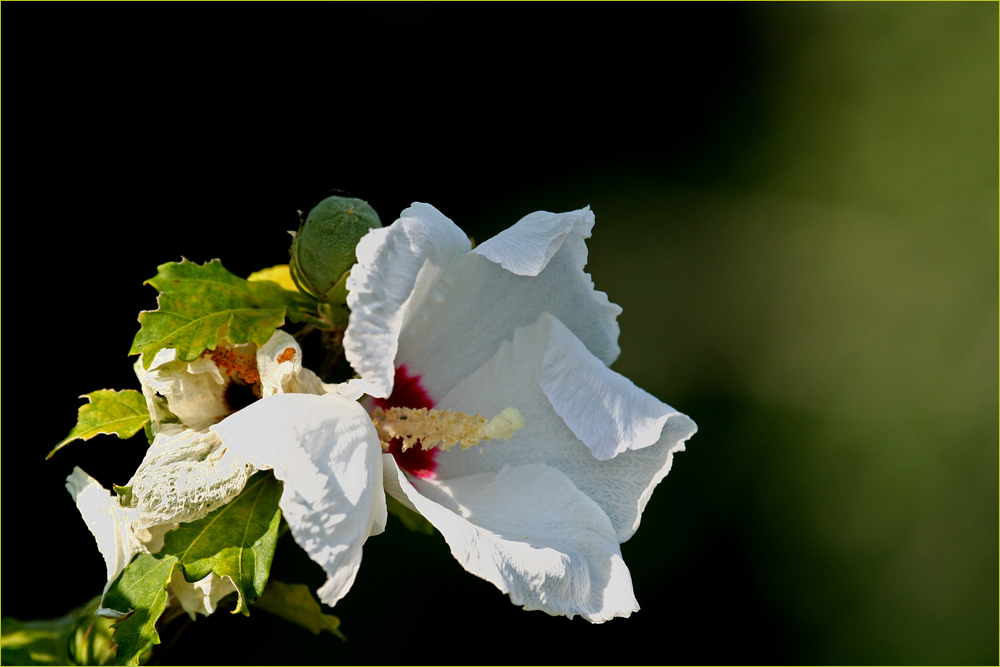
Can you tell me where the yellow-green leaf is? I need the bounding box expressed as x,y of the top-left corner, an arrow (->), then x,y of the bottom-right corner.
49,390 -> 150,459
129,259 -> 313,369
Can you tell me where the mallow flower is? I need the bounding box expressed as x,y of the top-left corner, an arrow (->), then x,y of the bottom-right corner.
218,203 -> 696,622
71,202 -> 696,624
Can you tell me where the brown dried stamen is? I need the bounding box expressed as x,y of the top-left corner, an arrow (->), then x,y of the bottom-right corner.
203,347 -> 260,385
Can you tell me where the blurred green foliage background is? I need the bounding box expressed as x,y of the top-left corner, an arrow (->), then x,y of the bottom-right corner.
14,3 -> 996,664
470,6 -> 998,662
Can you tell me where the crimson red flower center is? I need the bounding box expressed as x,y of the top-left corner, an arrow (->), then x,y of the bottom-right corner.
373,365 -> 438,479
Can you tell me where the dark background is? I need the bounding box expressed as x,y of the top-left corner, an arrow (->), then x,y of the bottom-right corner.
10,3 -> 997,664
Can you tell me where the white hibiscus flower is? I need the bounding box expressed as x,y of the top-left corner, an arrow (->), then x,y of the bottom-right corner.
71,202 -> 695,624
216,203 -> 697,622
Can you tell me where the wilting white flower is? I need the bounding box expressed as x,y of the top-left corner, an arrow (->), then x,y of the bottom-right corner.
67,331 -> 339,618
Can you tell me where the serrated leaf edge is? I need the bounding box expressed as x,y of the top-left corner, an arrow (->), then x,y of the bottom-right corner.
130,258 -> 295,369
49,390 -> 151,459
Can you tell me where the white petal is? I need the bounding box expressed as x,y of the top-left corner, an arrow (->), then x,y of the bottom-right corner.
135,522 -> 177,555
383,456 -> 638,623
433,313 -> 696,542
344,203 -> 472,398
539,313 -> 688,460
127,425 -> 257,527
66,468 -> 143,618
473,206 -> 596,276
169,571 -> 238,620
337,378 -> 379,402
395,209 -> 622,402
210,393 -> 387,608
133,349 -> 230,428
256,329 -> 326,397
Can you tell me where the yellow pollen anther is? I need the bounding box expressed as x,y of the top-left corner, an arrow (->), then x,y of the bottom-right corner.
370,406 -> 525,452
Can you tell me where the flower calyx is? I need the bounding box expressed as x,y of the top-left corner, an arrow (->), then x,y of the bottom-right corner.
290,195 -> 382,302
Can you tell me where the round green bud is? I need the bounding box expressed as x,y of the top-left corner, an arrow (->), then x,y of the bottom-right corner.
290,196 -> 382,301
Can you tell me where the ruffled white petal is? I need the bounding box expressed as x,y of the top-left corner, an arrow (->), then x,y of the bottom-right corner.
433,313 -> 696,542
383,456 -> 638,623
539,313 -> 685,460
126,425 -> 257,528
472,207 -> 596,277
169,571 -> 238,620
394,209 -> 622,402
210,393 -> 387,608
337,378 -> 380,402
344,203 -> 472,398
66,468 -> 143,618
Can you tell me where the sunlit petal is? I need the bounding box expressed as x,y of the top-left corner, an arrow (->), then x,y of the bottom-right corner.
66,468 -> 143,619
211,393 -> 387,607
344,203 -> 472,398
383,455 -> 638,622
433,313 -> 696,542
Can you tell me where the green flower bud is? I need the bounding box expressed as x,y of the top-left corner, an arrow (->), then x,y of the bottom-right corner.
290,196 -> 382,301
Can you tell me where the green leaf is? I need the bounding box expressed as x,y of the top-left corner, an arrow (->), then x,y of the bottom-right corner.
113,486 -> 134,507
103,472 -> 283,666
102,558 -> 174,667
49,390 -> 150,459
129,259 -> 314,370
253,581 -> 345,642
1,596 -> 120,666
174,475 -> 283,614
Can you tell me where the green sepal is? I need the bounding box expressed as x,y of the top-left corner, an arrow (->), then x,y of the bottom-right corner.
385,494 -> 434,535
318,301 -> 349,331
1,596 -> 122,666
324,270 -> 351,304
103,472 -> 283,666
113,486 -> 134,507
49,390 -> 150,459
253,581 -> 345,642
129,259 -> 315,370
